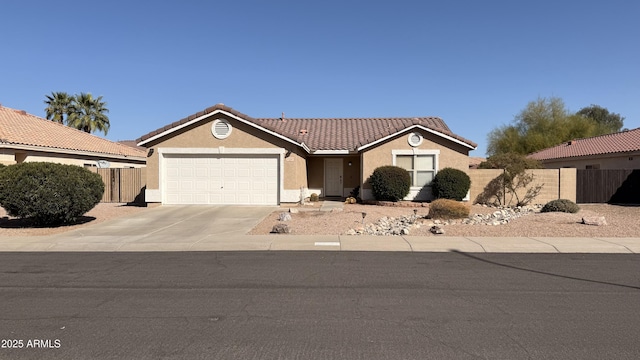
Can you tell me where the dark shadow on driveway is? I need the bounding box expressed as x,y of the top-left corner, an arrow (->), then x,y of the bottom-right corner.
0,216 -> 96,229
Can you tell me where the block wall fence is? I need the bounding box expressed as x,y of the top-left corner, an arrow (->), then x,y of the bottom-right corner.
468,168 -> 577,205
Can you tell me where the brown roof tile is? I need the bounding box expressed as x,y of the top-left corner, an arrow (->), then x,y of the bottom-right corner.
528,128 -> 640,161
137,104 -> 477,151
0,105 -> 146,158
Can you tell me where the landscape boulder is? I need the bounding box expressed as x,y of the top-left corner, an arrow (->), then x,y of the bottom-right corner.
271,224 -> 290,234
430,225 -> 445,235
278,212 -> 292,221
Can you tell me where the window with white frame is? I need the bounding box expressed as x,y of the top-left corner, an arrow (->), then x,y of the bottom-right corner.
395,153 -> 436,187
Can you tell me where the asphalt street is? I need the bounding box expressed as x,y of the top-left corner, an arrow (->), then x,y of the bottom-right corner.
1,251 -> 639,359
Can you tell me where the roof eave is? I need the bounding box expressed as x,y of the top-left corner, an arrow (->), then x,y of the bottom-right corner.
311,149 -> 353,155
137,109 -> 310,153
0,143 -> 146,162
534,149 -> 640,162
356,125 -> 476,152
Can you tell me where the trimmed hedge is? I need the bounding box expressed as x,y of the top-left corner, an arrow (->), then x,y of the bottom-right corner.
369,166 -> 411,202
428,199 -> 470,219
431,167 -> 471,201
0,162 -> 104,226
541,199 -> 580,214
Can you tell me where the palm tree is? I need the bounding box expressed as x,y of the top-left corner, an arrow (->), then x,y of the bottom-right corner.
44,92 -> 74,124
67,93 -> 110,135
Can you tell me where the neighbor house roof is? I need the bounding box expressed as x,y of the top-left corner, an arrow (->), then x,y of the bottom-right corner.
136,103 -> 477,152
528,128 -> 640,161
0,105 -> 146,159
469,156 -> 486,169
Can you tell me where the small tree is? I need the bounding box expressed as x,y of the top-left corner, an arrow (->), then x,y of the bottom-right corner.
477,153 -> 544,206
487,97 -> 624,156
369,166 -> 411,201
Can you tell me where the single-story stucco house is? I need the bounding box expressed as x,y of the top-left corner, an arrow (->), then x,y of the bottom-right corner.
136,104 -> 477,205
0,104 -> 146,167
528,128 -> 640,169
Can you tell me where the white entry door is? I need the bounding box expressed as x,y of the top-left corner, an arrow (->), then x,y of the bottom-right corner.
164,154 -> 278,205
324,158 -> 343,197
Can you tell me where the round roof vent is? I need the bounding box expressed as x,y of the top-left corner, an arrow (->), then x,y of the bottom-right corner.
408,132 -> 423,147
211,119 -> 232,139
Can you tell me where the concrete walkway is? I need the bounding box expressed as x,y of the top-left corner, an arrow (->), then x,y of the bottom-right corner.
319,200 -> 345,212
0,234 -> 638,253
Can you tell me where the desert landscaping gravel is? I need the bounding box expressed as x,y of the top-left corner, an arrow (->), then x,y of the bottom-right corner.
249,203 -> 640,237
2,202 -> 639,238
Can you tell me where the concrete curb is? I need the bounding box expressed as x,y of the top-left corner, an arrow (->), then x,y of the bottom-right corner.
0,235 -> 637,253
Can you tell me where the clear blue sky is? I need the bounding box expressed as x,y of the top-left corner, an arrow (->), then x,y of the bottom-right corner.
2,0 -> 639,156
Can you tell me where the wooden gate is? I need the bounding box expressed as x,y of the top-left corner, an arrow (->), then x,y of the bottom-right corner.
576,169 -> 639,203
89,168 -> 146,203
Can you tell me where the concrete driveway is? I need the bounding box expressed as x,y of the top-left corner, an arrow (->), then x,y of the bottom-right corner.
35,205 -> 278,251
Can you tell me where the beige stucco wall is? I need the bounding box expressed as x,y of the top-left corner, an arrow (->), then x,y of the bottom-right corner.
0,151 -> 15,165
468,168 -> 577,205
360,129 -> 471,200
541,151 -> 640,170
283,150 -> 308,190
143,114 -> 308,191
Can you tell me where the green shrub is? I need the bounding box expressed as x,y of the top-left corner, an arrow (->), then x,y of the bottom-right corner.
0,162 -> 104,226
369,166 -> 411,201
541,199 -> 580,214
428,199 -> 470,219
309,193 -> 319,202
431,167 -> 471,201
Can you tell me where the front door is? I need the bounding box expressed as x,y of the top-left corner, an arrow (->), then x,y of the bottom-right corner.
324,158 -> 343,197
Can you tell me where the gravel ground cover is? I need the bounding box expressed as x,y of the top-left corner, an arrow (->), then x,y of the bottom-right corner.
249,202 -> 640,237
3,202 -> 639,238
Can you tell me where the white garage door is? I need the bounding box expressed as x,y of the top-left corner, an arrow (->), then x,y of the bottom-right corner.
164,154 -> 278,205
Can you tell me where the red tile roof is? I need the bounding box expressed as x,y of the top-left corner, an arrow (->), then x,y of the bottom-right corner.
0,105 -> 146,159
528,128 -> 640,161
136,103 -> 477,151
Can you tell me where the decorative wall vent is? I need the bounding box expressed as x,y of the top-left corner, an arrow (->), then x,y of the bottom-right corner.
408,132 -> 423,147
211,119 -> 232,139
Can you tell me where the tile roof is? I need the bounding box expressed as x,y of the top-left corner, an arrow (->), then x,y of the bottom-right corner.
136,103 -> 477,151
469,156 -> 486,169
0,105 -> 146,159
528,128 -> 640,161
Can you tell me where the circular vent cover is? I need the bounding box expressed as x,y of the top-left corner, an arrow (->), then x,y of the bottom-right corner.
408,132 -> 423,147
211,119 -> 232,139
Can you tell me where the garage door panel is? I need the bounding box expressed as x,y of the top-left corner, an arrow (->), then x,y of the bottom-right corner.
194,180 -> 208,191
209,193 -> 222,204
224,168 -> 236,177
237,181 -> 250,191
164,154 -> 278,205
